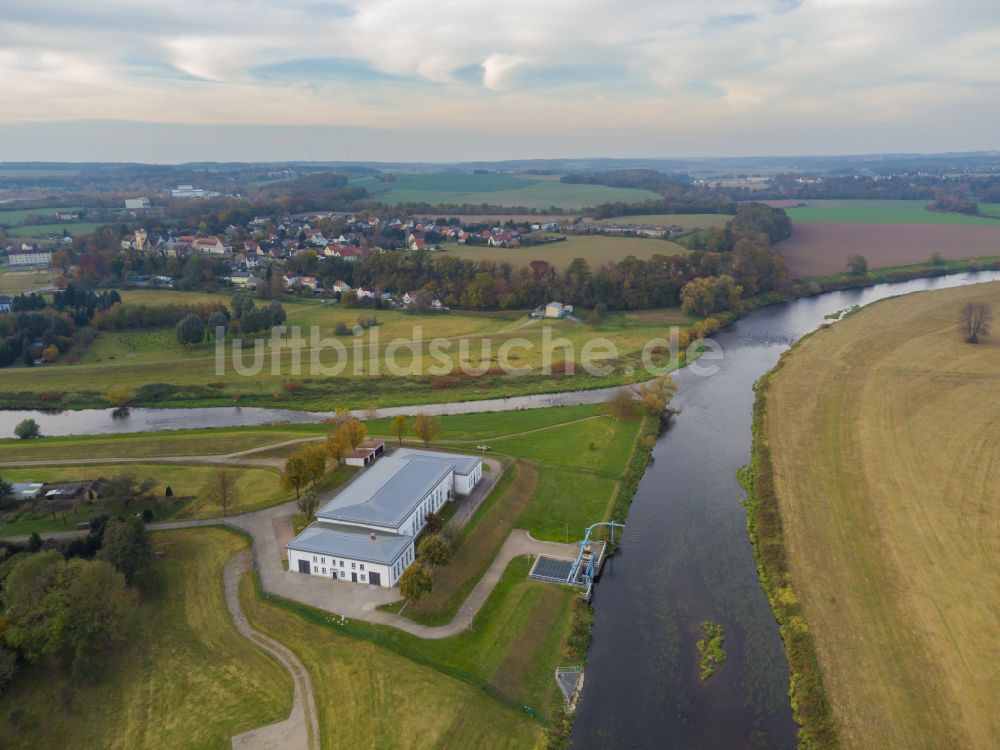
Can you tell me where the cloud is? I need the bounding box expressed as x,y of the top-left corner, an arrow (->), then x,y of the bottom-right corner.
0,0 -> 996,158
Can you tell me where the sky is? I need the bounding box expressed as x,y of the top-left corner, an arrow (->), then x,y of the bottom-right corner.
1,0 -> 998,162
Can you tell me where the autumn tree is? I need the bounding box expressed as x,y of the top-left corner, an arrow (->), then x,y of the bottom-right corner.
417,533 -> 453,566
635,375 -> 678,416
297,491 -> 319,521
324,431 -> 348,465
399,563 -> 433,600
105,385 -> 132,407
413,412 -> 441,447
680,275 -> 742,317
959,301 -> 993,343
339,417 -> 367,449
301,445 -> 327,489
99,516 -> 155,589
282,454 -> 310,498
606,388 -> 637,419
390,414 -> 410,444
175,314 -> 205,345
208,469 -> 242,516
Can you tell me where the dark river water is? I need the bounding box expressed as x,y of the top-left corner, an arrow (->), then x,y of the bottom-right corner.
572,271 -> 1000,750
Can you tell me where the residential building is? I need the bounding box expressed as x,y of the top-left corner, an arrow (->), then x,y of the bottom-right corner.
7,248 -> 52,269
124,197 -> 150,209
0,295 -> 12,313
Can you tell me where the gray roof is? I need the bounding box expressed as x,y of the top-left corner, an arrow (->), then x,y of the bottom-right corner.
390,448 -> 482,475
316,456 -> 452,529
287,523 -> 412,565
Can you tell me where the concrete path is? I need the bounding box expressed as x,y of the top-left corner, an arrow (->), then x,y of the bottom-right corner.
225,551 -> 320,750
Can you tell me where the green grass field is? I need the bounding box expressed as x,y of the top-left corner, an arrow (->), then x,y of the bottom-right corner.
352,173 -> 660,210
786,199 -> 1000,225
980,202 -> 1000,218
0,270 -> 52,294
763,281 -> 1000,749
0,529 -> 293,749
9,222 -> 103,238
440,233 -> 688,269
0,463 -> 286,535
598,213 -> 732,230
0,205 -> 83,224
0,288 -> 696,411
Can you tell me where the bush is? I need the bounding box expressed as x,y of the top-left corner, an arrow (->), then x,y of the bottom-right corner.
334,322 -> 351,336
417,533 -> 452,566
424,512 -> 443,533
14,419 -> 40,440
35,391 -> 63,403
283,381 -> 304,393
398,563 -> 433,600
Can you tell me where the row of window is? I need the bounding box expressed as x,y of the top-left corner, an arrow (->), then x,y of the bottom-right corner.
312,554 -> 364,571
313,565 -> 367,582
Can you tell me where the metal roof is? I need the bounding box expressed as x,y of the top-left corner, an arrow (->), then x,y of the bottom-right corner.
316,456 -> 452,529
389,448 -> 482,475
287,523 -> 412,565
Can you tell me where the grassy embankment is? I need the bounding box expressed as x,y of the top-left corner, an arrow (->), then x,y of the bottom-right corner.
747,281 -> 1000,749
0,288 -> 698,410
0,528 -> 293,749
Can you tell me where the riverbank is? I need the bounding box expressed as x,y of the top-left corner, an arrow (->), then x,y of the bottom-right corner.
751,281 -> 1000,749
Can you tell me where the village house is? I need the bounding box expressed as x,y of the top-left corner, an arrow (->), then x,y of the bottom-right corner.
191,236 -> 227,255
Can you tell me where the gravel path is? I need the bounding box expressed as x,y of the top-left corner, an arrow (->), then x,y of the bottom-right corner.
225,550 -> 320,750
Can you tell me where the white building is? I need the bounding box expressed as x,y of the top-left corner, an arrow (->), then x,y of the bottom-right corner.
7,248 -> 52,269
544,301 -> 573,319
286,449 -> 483,588
124,197 -> 150,209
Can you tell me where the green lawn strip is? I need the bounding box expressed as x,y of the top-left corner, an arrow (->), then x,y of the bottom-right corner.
366,403 -> 603,441
398,461 -> 538,626
786,199 -> 1000,225
249,553 -> 569,723
517,467 -> 618,543
0,463 -> 287,536
0,528 -> 292,749
0,429 -> 298,462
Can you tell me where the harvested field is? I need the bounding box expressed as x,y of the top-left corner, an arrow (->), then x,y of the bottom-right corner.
776,222 -> 1000,277
764,282 -> 1000,749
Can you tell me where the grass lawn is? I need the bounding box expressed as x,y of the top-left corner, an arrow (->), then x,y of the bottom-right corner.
0,463 -> 286,535
517,467 -> 618,543
367,403 -> 604,441
763,281 -> 1000,749
0,298 -> 695,410
598,213 -> 732,230
439,233 -> 688,269
0,205 -> 83,224
786,199 -> 1000,225
351,172 -> 660,210
9,222 -> 103,238
979,202 -> 1000,218
0,528 -> 293,749
246,553 -> 570,732
0,270 -> 52,294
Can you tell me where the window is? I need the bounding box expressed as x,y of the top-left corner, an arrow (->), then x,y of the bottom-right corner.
360,563 -> 365,570
313,566 -> 318,573
321,557 -> 326,564
360,574 -> 366,581
351,562 -> 356,569
322,568 -> 326,574
312,555 -> 318,562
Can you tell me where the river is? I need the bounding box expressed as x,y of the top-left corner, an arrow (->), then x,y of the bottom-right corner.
571,271 -> 1000,749
3,271 -> 997,746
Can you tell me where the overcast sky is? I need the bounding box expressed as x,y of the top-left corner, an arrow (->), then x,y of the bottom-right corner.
1,0 -> 998,162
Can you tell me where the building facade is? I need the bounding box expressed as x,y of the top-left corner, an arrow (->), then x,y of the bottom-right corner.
286,449 -> 483,588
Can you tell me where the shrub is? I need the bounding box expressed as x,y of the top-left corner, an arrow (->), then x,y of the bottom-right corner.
417,533 -> 453,566
333,322 -> 351,336
14,419 -> 40,440
399,563 -> 433,600
283,381 -> 304,393
35,391 -> 63,403
424,512 -> 443,533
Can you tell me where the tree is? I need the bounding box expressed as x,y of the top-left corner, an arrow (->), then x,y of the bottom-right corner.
324,431 -> 348,465
959,301 -> 993,344
606,388 -> 637,419
14,419 -> 40,440
105,385 -> 132,407
2,550 -> 66,661
0,648 -> 16,694
175,313 -> 205,345
424,512 -> 443,533
297,491 -> 318,521
59,558 -> 137,678
390,415 -> 410,445
207,310 -> 229,336
635,375 -> 678,416
101,473 -> 156,510
99,516 -> 154,589
282,455 -> 310,498
680,276 -> 742,317
339,417 -> 367,450
413,412 -> 441,447
208,469 -> 242,516
301,445 -> 327,489
846,254 -> 868,275
417,534 -> 452,566
398,563 -> 433,600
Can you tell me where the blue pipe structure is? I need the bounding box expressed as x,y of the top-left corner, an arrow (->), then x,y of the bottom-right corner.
569,522 -> 625,586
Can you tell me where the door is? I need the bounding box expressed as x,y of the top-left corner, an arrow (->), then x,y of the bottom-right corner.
351,572 -> 358,583
298,559 -> 311,574
369,572 -> 381,587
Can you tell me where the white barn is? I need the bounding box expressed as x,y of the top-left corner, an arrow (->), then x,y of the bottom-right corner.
287,449 -> 482,588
